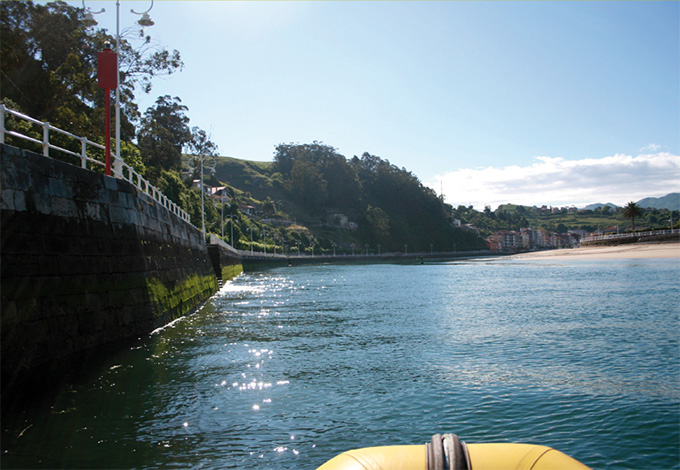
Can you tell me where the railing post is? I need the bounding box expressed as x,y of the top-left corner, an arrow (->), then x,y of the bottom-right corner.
113,154 -> 123,179
80,137 -> 87,168
43,122 -> 50,156
0,104 -> 5,145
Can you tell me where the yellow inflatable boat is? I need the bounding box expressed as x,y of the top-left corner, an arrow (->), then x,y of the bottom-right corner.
317,433 -> 590,470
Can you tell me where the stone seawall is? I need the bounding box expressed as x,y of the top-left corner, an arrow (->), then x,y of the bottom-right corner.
1,144 -> 218,389
207,235 -> 244,282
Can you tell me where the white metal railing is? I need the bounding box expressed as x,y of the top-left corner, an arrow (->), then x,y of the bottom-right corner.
581,228 -> 679,243
1,104 -> 192,226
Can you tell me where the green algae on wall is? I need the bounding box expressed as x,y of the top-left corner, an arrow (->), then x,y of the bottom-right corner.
146,273 -> 218,321
222,263 -> 243,282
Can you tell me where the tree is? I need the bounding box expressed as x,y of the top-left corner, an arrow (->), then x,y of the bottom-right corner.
136,95 -> 192,178
274,142 -> 360,210
365,205 -> 390,242
1,1 -> 182,149
289,159 -> 327,211
623,201 -> 643,231
1,1 -> 100,130
188,126 -> 218,158
155,169 -> 186,205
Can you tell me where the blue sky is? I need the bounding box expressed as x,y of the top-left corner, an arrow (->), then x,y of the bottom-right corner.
76,1 -> 679,209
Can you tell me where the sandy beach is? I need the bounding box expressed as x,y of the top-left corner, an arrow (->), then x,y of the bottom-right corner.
510,242 -> 680,260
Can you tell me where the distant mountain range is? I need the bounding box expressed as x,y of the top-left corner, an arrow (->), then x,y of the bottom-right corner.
583,193 -> 679,211
583,202 -> 619,211
636,193 -> 679,211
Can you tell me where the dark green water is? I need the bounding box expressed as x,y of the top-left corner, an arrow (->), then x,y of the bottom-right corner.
2,258 -> 679,469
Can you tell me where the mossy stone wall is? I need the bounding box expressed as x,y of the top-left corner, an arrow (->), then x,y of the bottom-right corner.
206,238 -> 244,282
1,144 -> 217,387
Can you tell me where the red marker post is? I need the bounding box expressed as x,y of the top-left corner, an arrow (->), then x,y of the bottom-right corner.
97,43 -> 118,176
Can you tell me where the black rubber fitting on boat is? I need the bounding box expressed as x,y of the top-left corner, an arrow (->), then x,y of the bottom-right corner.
427,433 -> 470,470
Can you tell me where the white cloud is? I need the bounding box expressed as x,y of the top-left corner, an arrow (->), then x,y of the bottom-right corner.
641,143 -> 662,152
431,153 -> 680,210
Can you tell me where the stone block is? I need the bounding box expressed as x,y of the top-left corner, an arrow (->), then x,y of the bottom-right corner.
1,167 -> 33,193
31,193 -> 77,217
0,188 -> 27,212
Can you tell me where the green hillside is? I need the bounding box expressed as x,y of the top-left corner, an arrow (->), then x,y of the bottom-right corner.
182,143 -> 487,255
637,193 -> 680,211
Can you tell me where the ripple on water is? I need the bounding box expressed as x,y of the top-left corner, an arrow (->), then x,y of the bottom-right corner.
1,261 -> 678,469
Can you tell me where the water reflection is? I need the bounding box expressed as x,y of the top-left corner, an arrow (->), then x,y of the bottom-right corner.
2,261 -> 678,469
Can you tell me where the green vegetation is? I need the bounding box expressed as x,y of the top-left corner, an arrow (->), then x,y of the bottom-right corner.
452,202 -> 679,237
180,143 -> 487,254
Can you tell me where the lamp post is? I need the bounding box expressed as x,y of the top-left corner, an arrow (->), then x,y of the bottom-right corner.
226,214 -> 238,247
83,1 -> 154,176
187,155 -> 216,241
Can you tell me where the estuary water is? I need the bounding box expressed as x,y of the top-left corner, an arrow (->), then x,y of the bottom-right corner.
2,257 -> 679,469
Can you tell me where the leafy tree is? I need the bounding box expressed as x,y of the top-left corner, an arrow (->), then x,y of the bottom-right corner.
1,1 -> 100,131
623,201 -> 643,231
188,126 -> 218,158
137,95 -> 192,178
274,142 -> 356,209
289,159 -> 327,211
155,169 -> 186,205
365,205 -> 390,241
0,1 -> 182,144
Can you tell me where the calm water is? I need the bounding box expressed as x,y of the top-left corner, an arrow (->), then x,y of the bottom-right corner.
2,257 -> 679,469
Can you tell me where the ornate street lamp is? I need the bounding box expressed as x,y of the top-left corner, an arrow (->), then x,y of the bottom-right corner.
82,1 -> 154,176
